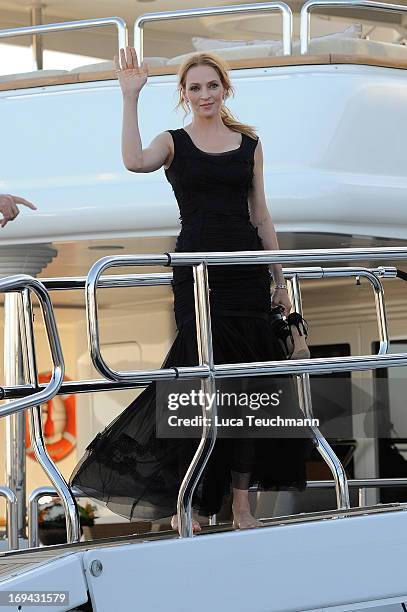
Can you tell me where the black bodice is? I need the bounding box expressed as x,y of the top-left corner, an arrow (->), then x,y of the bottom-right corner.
163,127 -> 270,329
164,127 -> 258,227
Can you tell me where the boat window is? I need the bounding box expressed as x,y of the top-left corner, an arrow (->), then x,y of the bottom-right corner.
306,343 -> 355,480
373,339 -> 407,503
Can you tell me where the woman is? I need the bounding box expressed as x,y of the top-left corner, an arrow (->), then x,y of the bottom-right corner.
70,47 -> 312,531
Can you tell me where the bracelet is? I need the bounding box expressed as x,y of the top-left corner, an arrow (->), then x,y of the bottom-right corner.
274,283 -> 288,290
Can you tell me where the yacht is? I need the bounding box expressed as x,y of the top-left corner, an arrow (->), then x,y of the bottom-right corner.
1,0 -> 407,610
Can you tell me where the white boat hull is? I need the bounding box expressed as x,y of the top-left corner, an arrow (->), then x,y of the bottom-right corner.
1,63 -> 407,245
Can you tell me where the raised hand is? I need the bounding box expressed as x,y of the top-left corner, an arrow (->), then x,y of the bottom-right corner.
114,46 -> 149,98
0,194 -> 37,228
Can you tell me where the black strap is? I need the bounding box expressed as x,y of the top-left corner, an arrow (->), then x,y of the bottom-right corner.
396,268 -> 407,282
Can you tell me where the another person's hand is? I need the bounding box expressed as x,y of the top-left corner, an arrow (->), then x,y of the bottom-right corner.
0,194 -> 37,228
271,288 -> 292,317
114,46 -> 148,98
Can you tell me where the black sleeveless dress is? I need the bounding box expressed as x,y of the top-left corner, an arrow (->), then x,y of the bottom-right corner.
69,128 -> 313,520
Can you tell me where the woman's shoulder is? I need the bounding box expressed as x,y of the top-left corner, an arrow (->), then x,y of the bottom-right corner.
243,131 -> 260,154
246,131 -> 259,143
163,129 -> 187,171
163,128 -> 185,150
239,129 -> 259,143
165,128 -> 183,137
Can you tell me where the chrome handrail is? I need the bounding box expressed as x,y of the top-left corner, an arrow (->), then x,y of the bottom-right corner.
85,254 -> 402,384
165,245 -> 407,264
300,0 -> 407,54
19,265 -> 396,291
28,486 -> 84,548
289,267 -> 388,508
5,349 -> 407,397
289,266 -> 390,354
307,478 -> 407,488
287,478 -> 407,508
290,274 -> 350,509
3,247 -> 407,542
0,275 -> 64,418
0,17 -> 128,56
0,266 -> 392,389
22,290 -> 80,545
342,268 -> 389,355
134,1 -> 293,61
176,263 -> 217,537
0,487 -> 18,551
86,255 -> 175,382
83,247 -> 407,536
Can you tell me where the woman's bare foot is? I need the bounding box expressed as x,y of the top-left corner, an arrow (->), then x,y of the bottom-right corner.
171,513 -> 202,533
232,507 -> 261,530
232,486 -> 261,530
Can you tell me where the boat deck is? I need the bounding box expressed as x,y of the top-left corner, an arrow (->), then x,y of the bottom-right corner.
1,502 -> 405,584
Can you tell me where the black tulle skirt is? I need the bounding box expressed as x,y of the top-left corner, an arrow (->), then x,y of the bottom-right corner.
69,219 -> 314,520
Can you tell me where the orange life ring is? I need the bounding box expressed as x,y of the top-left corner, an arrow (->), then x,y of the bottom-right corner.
25,372 -> 76,462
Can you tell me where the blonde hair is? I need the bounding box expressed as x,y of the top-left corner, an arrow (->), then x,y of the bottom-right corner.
175,52 -> 258,140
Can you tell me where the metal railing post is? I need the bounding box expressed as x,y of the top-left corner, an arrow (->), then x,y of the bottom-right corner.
135,2 -> 293,61
177,263 -> 217,537
3,247 -> 407,546
290,273 -> 350,509
21,289 -> 80,544
0,487 -> 18,551
4,293 -> 27,546
291,275 -> 350,509
0,275 -> 64,419
28,486 -> 83,548
0,17 -> 128,60
300,0 -> 407,54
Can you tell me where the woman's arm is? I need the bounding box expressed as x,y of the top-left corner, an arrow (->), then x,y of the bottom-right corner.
115,47 -> 171,173
248,138 -> 291,314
